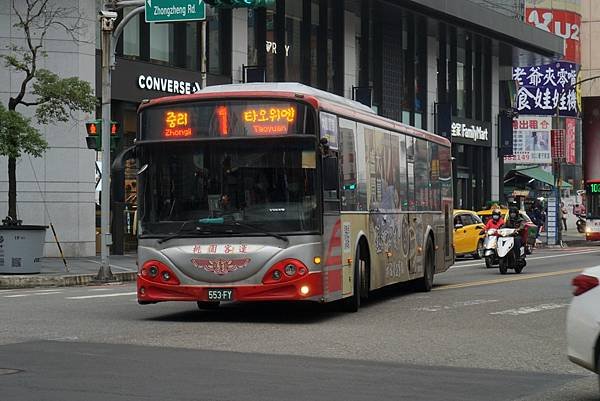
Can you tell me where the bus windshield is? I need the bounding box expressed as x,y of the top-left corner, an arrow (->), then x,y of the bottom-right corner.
587,191 -> 600,219
138,138 -> 319,237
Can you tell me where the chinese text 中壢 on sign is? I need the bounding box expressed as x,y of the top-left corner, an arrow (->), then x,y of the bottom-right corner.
512,62 -> 579,116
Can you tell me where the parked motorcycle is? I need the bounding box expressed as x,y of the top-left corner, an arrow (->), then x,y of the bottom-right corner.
496,228 -> 526,274
576,214 -> 586,234
483,228 -> 499,269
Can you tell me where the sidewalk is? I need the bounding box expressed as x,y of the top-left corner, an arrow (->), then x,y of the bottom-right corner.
537,230 -> 596,248
0,254 -> 137,289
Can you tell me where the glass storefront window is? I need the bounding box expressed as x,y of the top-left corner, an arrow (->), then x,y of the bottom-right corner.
150,22 -> 174,64
123,7 -> 140,57
457,40 -> 466,118
185,22 -> 199,70
207,8 -> 221,75
247,9 -> 258,67
310,1 -> 319,86
285,0 -> 302,82
266,6 -> 276,82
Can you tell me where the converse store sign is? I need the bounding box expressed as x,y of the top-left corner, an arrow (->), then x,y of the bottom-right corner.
450,119 -> 491,147
137,74 -> 201,95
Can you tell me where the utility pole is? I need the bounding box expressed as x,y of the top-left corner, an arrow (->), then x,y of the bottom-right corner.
96,9 -> 117,281
95,1 -> 145,282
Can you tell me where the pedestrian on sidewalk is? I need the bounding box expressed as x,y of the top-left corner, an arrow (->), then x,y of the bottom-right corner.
560,202 -> 568,231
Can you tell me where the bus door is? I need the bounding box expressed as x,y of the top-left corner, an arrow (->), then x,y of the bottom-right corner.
321,147 -> 343,300
406,136 -> 421,277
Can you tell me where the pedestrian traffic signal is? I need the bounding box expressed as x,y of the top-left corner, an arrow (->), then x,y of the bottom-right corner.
85,120 -> 121,151
204,0 -> 275,8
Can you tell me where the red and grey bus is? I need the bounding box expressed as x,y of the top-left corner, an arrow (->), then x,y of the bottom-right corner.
127,83 -> 454,312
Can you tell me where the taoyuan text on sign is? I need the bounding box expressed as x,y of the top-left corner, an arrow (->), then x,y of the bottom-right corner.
145,0 -> 206,23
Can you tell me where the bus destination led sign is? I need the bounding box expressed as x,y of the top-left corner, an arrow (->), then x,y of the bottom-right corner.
243,106 -> 296,135
589,183 -> 600,194
164,111 -> 192,138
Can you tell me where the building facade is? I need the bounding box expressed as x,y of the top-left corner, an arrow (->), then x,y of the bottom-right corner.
0,0 -> 562,256
580,0 -> 600,183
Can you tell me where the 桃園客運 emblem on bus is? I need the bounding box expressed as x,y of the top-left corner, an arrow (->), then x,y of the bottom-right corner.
191,258 -> 251,275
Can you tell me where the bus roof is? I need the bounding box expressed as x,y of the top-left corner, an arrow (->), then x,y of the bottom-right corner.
140,82 -> 450,147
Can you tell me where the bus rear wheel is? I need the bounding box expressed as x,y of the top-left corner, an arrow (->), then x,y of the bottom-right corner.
416,240 -> 435,292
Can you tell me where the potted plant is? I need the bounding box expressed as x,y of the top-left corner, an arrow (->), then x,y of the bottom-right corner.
0,0 -> 96,273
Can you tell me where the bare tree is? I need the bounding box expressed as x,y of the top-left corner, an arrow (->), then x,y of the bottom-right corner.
0,0 -> 96,223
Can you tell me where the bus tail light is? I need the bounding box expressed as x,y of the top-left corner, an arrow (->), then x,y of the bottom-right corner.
262,259 -> 308,284
140,260 -> 180,285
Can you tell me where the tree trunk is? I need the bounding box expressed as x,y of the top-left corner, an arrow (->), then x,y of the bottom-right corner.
8,156 -> 17,220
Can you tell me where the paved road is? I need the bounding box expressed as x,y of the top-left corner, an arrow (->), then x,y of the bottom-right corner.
0,247 -> 599,400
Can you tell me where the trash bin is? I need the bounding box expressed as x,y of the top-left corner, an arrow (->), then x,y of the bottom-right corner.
0,225 -> 47,274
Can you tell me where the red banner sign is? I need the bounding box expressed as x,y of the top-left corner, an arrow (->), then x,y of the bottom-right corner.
565,117 -> 576,164
525,8 -> 581,63
551,129 -> 566,160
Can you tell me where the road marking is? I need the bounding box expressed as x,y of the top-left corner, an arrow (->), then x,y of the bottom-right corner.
434,267 -> 583,291
452,249 -> 599,268
66,292 -> 136,300
4,291 -> 63,298
414,299 -> 499,312
490,303 -> 570,316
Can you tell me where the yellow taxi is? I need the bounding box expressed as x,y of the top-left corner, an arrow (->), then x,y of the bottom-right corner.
453,209 -> 486,258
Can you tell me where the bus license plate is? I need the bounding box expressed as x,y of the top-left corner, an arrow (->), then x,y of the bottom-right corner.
207,289 -> 233,301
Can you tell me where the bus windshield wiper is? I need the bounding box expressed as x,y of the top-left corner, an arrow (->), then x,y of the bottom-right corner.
157,219 -> 230,244
224,220 -> 289,245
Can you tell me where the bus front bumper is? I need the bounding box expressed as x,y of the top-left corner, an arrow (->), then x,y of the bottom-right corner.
137,272 -> 324,303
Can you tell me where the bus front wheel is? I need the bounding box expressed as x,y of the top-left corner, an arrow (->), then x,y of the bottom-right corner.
342,247 -> 366,313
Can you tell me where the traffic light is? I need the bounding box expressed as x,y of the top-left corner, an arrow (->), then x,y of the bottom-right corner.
204,0 -> 275,9
85,120 -> 121,151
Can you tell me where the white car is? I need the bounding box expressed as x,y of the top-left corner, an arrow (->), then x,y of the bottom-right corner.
566,265 -> 600,392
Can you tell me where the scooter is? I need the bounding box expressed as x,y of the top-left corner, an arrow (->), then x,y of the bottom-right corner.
496,228 -> 526,274
483,228 -> 499,269
576,214 -> 586,234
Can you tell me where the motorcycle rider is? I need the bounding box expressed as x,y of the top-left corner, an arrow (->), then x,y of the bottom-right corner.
503,207 -> 527,261
485,208 -> 505,230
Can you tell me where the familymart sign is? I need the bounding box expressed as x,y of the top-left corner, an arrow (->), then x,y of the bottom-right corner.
145,0 -> 206,23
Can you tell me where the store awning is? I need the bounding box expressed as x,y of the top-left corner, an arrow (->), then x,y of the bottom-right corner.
507,167 -> 572,189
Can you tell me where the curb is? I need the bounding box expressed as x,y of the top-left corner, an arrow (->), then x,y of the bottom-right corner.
0,271 -> 137,289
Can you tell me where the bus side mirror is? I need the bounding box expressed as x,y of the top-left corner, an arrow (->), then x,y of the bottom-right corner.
112,145 -> 136,172
323,157 -> 339,191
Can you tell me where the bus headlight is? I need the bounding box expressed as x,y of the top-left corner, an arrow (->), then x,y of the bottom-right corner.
300,286 -> 310,295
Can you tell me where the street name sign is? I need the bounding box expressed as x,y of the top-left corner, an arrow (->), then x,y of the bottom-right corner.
145,0 -> 206,23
